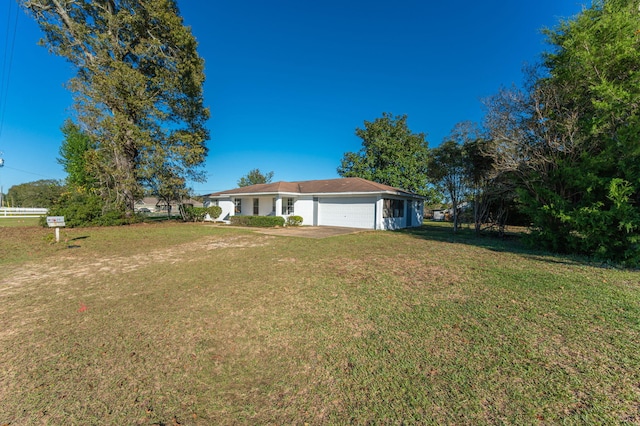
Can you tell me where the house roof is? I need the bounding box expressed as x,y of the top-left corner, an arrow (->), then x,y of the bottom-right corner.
136,197 -> 203,206
205,177 -> 424,198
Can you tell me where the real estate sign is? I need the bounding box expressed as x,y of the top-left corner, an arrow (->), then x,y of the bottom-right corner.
46,216 -> 66,227
46,216 -> 66,243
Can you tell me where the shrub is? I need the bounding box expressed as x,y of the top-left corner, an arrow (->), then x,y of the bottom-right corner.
42,189 -> 135,228
229,215 -> 285,227
207,205 -> 222,220
183,206 -> 204,222
286,215 -> 303,226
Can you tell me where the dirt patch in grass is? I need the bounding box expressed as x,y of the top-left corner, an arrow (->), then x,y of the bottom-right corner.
0,233 -> 273,298
251,225 -> 368,239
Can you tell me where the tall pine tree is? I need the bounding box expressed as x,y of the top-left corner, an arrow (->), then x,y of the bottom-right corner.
22,0 -> 209,213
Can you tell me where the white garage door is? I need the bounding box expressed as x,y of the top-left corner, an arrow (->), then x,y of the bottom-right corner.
318,197 -> 376,229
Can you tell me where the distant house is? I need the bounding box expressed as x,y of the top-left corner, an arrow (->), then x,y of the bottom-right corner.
135,197 -> 203,213
431,209 -> 446,221
202,177 -> 424,230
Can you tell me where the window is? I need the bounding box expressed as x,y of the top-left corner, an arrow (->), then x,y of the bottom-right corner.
253,198 -> 259,215
383,199 -> 404,218
282,197 -> 294,215
234,198 -> 242,214
272,198 -> 276,214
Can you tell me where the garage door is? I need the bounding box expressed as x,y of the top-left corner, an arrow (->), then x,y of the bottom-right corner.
318,197 -> 376,229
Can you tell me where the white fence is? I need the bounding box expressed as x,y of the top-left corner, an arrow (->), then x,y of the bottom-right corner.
0,207 -> 48,218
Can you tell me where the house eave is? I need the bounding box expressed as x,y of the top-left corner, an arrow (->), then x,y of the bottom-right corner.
205,191 -> 300,198
205,190 -> 425,199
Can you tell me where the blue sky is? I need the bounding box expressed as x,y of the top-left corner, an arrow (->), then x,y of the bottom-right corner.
0,0 -> 586,195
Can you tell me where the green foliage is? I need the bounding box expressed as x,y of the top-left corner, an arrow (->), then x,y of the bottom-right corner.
6,179 -> 65,208
44,188 -> 134,228
148,168 -> 189,219
338,113 -> 435,200
428,140 -> 467,232
183,206 -> 223,222
58,120 -> 95,188
484,0 -> 640,265
229,215 -> 285,227
286,215 -> 303,226
571,179 -> 640,265
23,0 -> 210,212
207,205 -> 222,220
237,169 -> 274,187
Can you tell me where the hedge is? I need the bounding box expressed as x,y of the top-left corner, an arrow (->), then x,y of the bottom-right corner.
229,215 -> 285,227
183,205 -> 223,222
286,215 -> 303,226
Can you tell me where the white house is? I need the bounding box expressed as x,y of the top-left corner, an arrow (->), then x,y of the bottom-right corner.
134,197 -> 203,213
202,177 -> 425,230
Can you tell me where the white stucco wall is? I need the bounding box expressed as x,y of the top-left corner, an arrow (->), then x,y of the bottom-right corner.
205,193 -> 423,229
218,198 -> 234,221
376,197 -> 424,230
292,196 -> 314,225
251,196 -> 276,216
409,200 -> 424,227
383,216 -> 405,230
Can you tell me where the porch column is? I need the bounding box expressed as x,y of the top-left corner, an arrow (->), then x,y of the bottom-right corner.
375,196 -> 383,230
275,196 -> 283,217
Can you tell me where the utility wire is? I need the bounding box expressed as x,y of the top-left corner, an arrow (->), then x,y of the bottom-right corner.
2,165 -> 58,180
0,0 -> 19,142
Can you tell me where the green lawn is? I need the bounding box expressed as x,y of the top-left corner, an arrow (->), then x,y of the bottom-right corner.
0,217 -> 42,227
0,222 -> 638,424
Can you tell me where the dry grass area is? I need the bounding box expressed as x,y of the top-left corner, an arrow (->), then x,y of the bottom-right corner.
0,222 -> 639,424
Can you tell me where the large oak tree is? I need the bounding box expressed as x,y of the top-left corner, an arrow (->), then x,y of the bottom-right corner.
22,0 -> 209,213
338,112 -> 434,199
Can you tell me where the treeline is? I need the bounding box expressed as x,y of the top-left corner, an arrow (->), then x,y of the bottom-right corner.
4,180 -> 65,209
340,0 -> 640,265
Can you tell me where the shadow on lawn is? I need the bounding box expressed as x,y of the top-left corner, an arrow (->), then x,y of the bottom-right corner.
67,235 -> 90,249
398,223 -> 590,267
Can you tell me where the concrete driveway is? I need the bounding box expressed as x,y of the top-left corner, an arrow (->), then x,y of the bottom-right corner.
252,226 -> 368,239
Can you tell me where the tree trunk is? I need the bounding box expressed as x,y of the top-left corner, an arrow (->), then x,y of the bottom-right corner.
452,198 -> 459,233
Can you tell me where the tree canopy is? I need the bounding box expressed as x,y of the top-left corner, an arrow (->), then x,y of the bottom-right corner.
482,0 -> 640,264
6,179 -> 65,208
237,169 -> 274,187
22,0 -> 210,213
338,113 -> 433,198
428,140 -> 466,232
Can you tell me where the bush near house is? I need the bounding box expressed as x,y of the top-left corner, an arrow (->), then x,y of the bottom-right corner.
183,206 -> 222,222
229,215 -> 285,227
42,190 -> 136,228
286,215 -> 303,226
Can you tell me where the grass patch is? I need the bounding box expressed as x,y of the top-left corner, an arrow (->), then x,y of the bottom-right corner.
0,217 -> 41,227
0,223 -> 638,424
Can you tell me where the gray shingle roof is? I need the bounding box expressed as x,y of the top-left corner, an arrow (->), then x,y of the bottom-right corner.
206,177 -> 421,198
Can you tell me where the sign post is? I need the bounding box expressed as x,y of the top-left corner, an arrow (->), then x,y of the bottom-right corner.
46,216 -> 66,242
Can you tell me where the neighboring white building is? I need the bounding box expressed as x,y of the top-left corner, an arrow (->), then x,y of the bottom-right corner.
134,197 -> 203,213
202,177 -> 425,230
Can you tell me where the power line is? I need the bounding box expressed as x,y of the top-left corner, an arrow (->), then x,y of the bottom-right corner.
2,165 -> 59,180
0,0 -> 19,142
